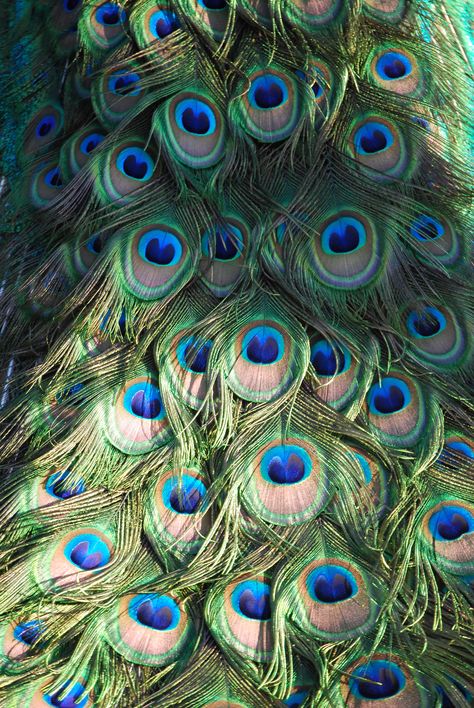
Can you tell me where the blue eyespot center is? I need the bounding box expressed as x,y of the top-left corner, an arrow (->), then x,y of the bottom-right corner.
45,166 -> 63,188
80,132 -> 104,155
175,98 -> 216,136
13,620 -> 43,646
367,377 -> 411,415
86,235 -> 103,254
95,3 -> 126,25
169,482 -> 203,513
429,505 -> 474,541
330,224 -> 359,252
410,214 -> 444,241
443,440 -> 474,460
406,307 -> 445,338
131,388 -> 162,419
376,51 -> 412,80
110,72 -> 140,95
351,662 -> 405,700
284,690 -> 310,707
311,339 -> 349,376
124,155 -> 147,179
36,116 -> 56,138
146,238 -> 175,265
65,533 -> 111,571
46,471 -> 86,500
295,68 -> 324,99
251,75 -> 287,109
45,681 -> 89,708
129,594 -> 181,631
261,444 -> 312,485
124,381 -> 165,421
215,229 -> 239,259
308,565 -> 357,603
150,9 -> 180,38
243,326 -> 284,365
201,0 -> 227,8
163,474 -> 208,515
184,339 -> 211,373
321,216 -> 366,255
117,147 -> 154,181
232,580 -> 271,620
55,382 -> 85,405
183,108 -> 209,134
268,452 -> 305,484
138,229 -> 183,267
354,121 -> 394,154
202,224 -> 244,261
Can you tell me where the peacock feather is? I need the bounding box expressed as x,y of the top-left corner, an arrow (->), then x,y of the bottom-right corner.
0,0 -> 473,706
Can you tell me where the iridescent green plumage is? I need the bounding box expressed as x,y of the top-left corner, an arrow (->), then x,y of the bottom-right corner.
0,0 -> 473,706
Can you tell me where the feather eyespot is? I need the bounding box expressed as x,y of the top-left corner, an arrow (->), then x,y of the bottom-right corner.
421,500 -> 474,575
236,68 -> 301,143
200,218 -> 248,296
365,372 -> 427,447
104,593 -> 195,666
160,331 -> 212,409
206,574 -> 273,662
150,9 -> 181,38
28,161 -> 64,210
180,0 -> 229,40
13,620 -> 44,647
240,436 -> 329,525
369,47 -> 423,96
402,303 -> 468,369
80,2 -> 128,54
131,4 -> 182,53
154,91 -> 226,169
80,133 -> 104,155
92,63 -> 144,128
348,116 -> 411,181
288,557 -> 379,641
119,222 -> 192,300
145,468 -> 212,558
225,317 -> 307,403
43,680 -> 91,708
337,653 -> 426,706
310,211 -> 383,289
101,374 -> 172,454
45,470 -> 86,500
421,499 -> 474,576
362,0 -> 406,22
34,527 -> 114,590
309,335 -> 363,411
95,139 -> 156,205
350,661 -> 405,699
1,617 -> 46,662
408,213 -> 461,266
60,125 -> 105,179
21,104 -> 64,162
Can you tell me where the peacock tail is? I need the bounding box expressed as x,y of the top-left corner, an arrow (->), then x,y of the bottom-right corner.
0,0 -> 473,705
